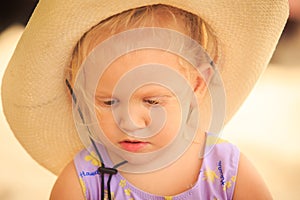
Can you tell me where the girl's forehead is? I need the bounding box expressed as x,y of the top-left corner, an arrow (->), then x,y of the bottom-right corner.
113,49 -> 183,68
99,49 -> 188,81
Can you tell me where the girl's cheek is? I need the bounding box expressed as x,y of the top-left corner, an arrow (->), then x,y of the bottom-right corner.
96,111 -> 113,123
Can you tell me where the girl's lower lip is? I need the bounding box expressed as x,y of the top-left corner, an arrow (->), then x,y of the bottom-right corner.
119,141 -> 149,152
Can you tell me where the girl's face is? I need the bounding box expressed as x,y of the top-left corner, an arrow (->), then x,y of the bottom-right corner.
95,49 -> 194,153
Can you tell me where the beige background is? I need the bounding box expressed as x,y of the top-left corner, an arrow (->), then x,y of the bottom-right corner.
0,24 -> 299,199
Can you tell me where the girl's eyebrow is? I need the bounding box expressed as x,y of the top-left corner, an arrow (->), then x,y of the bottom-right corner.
95,87 -> 113,95
139,89 -> 175,98
95,94 -> 113,98
95,92 -> 113,98
143,94 -> 174,99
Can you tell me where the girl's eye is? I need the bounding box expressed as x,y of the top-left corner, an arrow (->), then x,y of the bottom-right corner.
103,99 -> 119,106
143,98 -> 160,105
96,98 -> 119,107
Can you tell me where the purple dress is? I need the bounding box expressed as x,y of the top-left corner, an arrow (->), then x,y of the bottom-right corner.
74,136 -> 240,200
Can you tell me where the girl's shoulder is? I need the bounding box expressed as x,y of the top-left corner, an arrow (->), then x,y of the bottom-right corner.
50,161 -> 85,200
233,153 -> 273,199
50,149 -> 104,200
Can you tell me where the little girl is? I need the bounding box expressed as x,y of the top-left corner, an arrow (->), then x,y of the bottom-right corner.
1,1 -> 288,200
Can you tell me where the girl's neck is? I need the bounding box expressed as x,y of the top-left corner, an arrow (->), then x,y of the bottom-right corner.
120,132 -> 206,196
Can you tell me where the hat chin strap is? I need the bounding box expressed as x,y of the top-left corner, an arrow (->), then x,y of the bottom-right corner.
92,137 -> 127,200
67,79 -> 127,200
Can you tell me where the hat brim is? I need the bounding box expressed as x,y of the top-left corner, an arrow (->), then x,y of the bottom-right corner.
1,0 -> 288,174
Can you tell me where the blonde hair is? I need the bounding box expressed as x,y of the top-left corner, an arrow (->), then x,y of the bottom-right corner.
68,4 -> 218,85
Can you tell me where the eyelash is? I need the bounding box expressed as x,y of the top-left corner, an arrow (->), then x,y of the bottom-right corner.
103,99 -> 119,106
96,98 -> 119,107
143,98 -> 160,105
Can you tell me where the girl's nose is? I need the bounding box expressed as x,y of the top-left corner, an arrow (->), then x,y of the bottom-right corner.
118,104 -> 150,133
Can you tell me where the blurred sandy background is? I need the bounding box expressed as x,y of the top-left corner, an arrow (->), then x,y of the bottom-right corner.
1,1 -> 300,200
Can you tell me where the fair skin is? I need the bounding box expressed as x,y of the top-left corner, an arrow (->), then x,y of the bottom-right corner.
50,49 -> 273,199
95,50 -> 190,154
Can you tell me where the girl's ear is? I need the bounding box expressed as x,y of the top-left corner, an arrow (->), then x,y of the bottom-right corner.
193,65 -> 214,97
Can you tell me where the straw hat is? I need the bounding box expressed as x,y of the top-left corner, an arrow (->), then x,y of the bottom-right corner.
1,0 -> 288,175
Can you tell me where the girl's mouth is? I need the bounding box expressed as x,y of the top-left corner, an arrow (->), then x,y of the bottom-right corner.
119,140 -> 149,152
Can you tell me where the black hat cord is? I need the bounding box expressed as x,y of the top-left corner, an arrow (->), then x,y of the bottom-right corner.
66,79 -> 128,200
